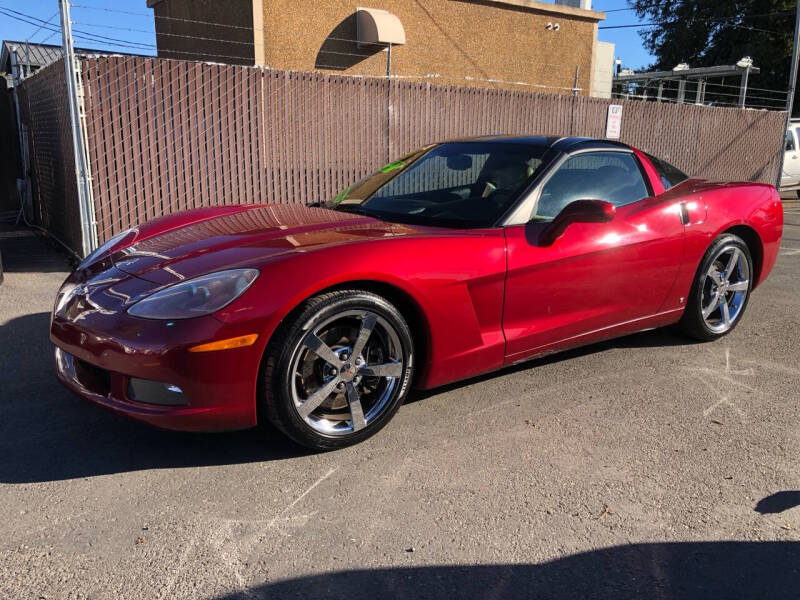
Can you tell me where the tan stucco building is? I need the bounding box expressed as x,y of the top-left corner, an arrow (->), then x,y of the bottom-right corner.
147,0 -> 611,95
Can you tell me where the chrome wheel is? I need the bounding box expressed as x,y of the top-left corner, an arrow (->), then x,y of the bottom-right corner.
700,244 -> 750,334
288,310 -> 404,436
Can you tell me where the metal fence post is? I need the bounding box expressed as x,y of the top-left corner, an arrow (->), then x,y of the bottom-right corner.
738,66 -> 751,108
10,48 -> 28,224
777,0 -> 800,189
572,66 -> 579,96
59,0 -> 97,256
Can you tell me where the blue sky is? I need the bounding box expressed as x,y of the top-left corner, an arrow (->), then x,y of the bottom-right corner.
594,0 -> 655,70
0,0 -> 654,71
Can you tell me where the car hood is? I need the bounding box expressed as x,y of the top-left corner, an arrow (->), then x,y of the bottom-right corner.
110,204 -> 418,284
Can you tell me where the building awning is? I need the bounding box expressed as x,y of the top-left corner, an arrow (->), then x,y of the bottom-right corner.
356,8 -> 406,46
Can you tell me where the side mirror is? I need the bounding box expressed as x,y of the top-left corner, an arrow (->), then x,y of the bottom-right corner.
540,199 -> 615,246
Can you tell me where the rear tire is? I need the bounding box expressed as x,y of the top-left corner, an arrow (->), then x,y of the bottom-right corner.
261,290 -> 414,450
678,233 -> 753,341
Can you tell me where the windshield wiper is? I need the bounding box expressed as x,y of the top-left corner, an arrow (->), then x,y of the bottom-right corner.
331,205 -> 376,217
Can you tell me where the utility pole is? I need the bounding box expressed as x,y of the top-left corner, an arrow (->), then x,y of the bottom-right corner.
59,0 -> 97,256
11,48 -> 27,226
777,0 -> 800,189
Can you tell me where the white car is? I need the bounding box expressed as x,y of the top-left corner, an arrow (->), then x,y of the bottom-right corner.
781,119 -> 800,194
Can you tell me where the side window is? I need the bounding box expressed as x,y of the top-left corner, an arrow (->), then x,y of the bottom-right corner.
644,152 -> 689,190
534,151 -> 650,220
786,131 -> 796,152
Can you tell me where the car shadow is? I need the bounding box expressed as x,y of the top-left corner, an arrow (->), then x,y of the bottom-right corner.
0,311 -> 311,484
213,541 -> 800,599
1,309 -> 702,483
408,326 -> 698,404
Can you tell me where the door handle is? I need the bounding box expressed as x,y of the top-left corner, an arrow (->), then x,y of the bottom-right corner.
678,202 -> 690,225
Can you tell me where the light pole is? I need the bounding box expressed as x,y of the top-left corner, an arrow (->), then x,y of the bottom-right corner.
59,0 -> 97,255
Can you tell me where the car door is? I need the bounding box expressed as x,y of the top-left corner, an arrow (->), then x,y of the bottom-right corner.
782,129 -> 800,189
502,149 -> 685,363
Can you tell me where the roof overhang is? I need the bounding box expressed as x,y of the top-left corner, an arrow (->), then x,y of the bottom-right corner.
615,64 -> 760,83
356,7 -> 406,46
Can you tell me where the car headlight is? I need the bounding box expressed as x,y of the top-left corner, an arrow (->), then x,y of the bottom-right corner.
127,269 -> 259,320
79,229 -> 136,269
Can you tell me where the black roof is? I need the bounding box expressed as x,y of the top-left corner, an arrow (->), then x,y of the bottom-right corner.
1,40 -> 140,74
443,135 -> 631,154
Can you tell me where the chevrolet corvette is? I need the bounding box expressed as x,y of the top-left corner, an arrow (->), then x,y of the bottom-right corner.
51,136 -> 783,449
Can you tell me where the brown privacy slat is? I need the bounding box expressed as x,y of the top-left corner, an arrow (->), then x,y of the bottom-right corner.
94,57 -> 113,238
227,66 -> 239,205
110,58 -> 126,235
144,59 -> 160,228
293,72 -> 304,205
154,59 -> 169,225
169,60 -> 185,212
132,59 -> 147,222
258,69 -> 269,203
174,60 -> 189,212
135,59 -> 150,222
20,55 -> 789,246
231,66 -> 243,204
278,70 -> 290,204
187,62 -> 201,209
120,57 -> 137,230
205,64 -> 217,206
193,62 -> 206,208
155,60 -> 169,226
208,64 -> 221,206
243,68 -> 255,204
265,70 -> 279,203
277,72 -> 288,200
222,65 -> 234,205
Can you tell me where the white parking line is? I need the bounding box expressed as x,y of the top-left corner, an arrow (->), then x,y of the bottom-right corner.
780,247 -> 800,256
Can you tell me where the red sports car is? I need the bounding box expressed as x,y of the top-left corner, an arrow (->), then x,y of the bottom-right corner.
51,136 -> 783,449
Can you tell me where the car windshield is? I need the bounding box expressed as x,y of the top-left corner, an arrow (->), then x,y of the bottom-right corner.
325,141 -> 550,228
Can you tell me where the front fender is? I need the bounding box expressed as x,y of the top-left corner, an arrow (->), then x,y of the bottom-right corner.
215,231 -> 508,390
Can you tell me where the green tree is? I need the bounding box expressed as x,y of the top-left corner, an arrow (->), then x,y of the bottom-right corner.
632,0 -> 796,111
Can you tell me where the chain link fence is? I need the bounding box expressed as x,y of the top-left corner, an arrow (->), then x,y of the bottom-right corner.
16,59 -> 83,253
16,55 -> 788,253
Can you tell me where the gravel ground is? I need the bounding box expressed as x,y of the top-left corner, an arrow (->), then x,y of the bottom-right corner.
1,212 -> 799,599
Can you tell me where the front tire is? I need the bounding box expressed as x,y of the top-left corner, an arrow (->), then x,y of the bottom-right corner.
678,233 -> 753,341
261,290 -> 414,450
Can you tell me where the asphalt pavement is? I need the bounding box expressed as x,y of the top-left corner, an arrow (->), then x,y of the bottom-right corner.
1,211 -> 800,599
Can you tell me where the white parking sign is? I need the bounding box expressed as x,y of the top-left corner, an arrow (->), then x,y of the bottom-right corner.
606,104 -> 623,139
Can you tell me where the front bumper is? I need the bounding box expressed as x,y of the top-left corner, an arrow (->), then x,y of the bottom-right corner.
50,271 -> 266,432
